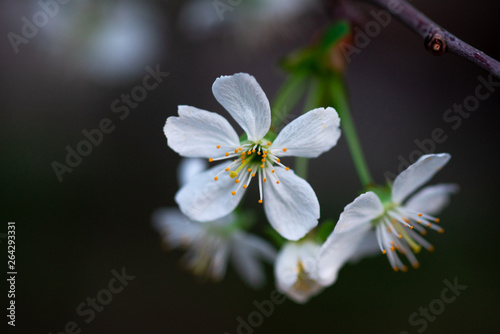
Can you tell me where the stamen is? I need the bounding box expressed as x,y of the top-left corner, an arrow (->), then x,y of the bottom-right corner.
267,141 -> 271,146
208,158 -> 213,162
282,148 -> 287,152
231,191 -> 236,196
214,176 -> 218,181
216,145 -> 221,149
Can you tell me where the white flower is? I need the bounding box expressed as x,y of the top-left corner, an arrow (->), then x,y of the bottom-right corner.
153,208 -> 276,288
165,73 -> 341,240
274,241 -> 325,303
317,153 -> 458,285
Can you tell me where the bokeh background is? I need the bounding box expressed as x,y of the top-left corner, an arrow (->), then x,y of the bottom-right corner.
1,0 -> 500,333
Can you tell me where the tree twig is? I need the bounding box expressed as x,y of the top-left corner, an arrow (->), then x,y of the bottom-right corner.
360,0 -> 500,78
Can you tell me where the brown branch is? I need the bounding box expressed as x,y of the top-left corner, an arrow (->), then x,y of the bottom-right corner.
361,0 -> 500,79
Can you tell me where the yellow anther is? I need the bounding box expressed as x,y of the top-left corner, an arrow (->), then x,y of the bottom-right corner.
229,171 -> 238,178
417,220 -> 422,224
427,223 -> 432,228
409,226 -> 414,230
387,227 -> 392,233
283,148 -> 287,152
272,170 -> 275,173
234,149 -> 239,153
420,230 -> 427,236
263,178 -> 267,183
262,154 -> 267,158
402,266 -> 408,272
258,199 -> 263,204
208,158 -> 213,162
266,141 -> 271,146
251,173 -> 255,177
285,167 -> 290,171
276,158 -> 281,163
247,151 -> 251,155
243,185 -> 247,189
216,145 -> 221,149
238,147 -> 242,151
252,149 -> 256,153
225,167 -> 230,171
392,218 -> 397,223
225,152 -> 229,157
214,176 -> 218,181
393,267 -> 399,272
257,152 -> 261,155
382,250 -> 387,254
235,179 -> 239,183
261,158 -> 265,162
247,168 -> 252,172
390,246 -> 395,251
435,218 -> 440,223
403,218 -> 410,223
412,262 -> 420,269
276,181 -> 280,184
427,245 -> 435,252
398,235 -> 402,239
231,191 -> 236,196
418,213 -> 423,217
260,165 -> 264,168
438,228 -> 444,234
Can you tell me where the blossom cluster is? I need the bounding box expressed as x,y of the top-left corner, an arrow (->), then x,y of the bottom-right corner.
154,73 -> 457,303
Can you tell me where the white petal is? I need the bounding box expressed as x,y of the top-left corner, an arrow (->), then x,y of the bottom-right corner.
230,232 -> 276,289
212,73 -> 271,141
178,158 -> 207,186
151,208 -> 202,248
263,168 -> 319,240
333,192 -> 384,234
347,229 -> 379,264
175,163 -> 245,222
316,192 -> 383,285
271,107 -> 341,158
405,183 -> 459,215
274,242 -> 323,303
392,153 -> 451,204
317,224 -> 372,285
165,105 -> 240,158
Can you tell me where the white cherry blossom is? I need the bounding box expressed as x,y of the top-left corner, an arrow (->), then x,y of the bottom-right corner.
152,158 -> 276,288
317,153 -> 458,285
165,73 -> 341,240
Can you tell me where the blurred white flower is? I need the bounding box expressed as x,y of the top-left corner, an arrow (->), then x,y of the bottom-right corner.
40,0 -> 165,84
165,73 -> 341,241
153,158 -> 276,288
179,0 -> 321,47
317,153 -> 458,286
153,208 -> 276,288
274,241 -> 325,303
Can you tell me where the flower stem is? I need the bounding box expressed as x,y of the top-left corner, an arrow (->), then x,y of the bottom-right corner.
294,78 -> 323,179
326,74 -> 373,187
271,73 -> 308,131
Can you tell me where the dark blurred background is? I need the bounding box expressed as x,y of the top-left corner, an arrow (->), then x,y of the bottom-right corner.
1,0 -> 500,333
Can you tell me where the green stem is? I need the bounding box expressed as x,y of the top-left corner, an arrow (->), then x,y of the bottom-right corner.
327,74 -> 373,187
271,73 -> 308,130
294,78 -> 323,179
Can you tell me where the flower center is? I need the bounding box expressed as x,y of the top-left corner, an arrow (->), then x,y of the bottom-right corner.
208,140 -> 290,203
